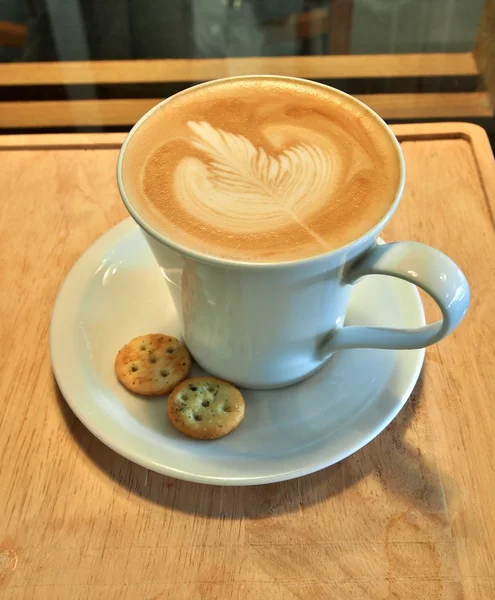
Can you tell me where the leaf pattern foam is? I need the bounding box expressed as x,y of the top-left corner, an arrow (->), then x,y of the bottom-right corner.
174,121 -> 338,246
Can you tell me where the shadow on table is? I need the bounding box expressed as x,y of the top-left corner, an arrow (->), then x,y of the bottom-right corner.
54,366 -> 448,520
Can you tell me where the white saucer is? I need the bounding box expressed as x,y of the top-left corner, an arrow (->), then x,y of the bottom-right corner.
50,219 -> 425,486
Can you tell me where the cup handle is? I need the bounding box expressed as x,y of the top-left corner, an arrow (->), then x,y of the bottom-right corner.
320,241 -> 470,355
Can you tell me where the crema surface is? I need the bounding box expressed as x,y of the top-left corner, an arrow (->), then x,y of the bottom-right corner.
122,77 -> 401,262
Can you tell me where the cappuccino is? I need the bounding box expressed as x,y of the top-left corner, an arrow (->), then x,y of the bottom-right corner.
122,77 -> 401,262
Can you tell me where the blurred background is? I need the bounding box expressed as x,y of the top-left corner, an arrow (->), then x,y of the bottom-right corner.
0,0 -> 493,142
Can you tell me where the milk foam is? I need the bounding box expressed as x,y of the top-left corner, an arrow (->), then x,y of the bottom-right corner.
122,77 -> 401,262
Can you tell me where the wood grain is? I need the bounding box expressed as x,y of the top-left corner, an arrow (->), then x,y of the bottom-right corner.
0,53 -> 478,87
0,123 -> 494,599
1,92 -> 491,130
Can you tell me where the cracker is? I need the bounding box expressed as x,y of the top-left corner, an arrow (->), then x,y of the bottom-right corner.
167,377 -> 245,440
115,334 -> 191,396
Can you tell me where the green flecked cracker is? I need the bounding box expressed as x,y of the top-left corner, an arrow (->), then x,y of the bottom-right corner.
167,377 -> 245,439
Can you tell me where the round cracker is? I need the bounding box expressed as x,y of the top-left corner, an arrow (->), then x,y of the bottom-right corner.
167,377 -> 245,440
115,334 -> 191,396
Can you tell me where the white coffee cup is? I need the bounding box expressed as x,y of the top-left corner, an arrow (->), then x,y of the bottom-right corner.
117,77 -> 470,389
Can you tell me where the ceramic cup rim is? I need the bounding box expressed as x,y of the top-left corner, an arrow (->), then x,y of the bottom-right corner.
116,75 -> 406,270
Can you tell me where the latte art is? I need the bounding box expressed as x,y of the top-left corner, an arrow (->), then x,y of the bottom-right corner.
122,77 -> 401,262
178,120 -> 334,246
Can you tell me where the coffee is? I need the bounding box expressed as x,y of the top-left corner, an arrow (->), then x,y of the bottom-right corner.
122,77 -> 401,262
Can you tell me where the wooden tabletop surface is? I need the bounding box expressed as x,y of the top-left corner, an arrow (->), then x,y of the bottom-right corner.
0,123 -> 494,600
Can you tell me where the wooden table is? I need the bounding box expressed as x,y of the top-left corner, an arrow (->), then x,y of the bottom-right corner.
0,123 -> 494,600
